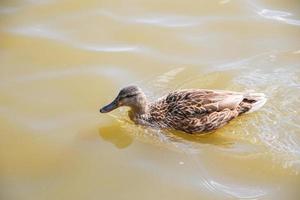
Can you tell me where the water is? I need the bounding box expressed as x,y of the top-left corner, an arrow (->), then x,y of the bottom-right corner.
1,0 -> 300,199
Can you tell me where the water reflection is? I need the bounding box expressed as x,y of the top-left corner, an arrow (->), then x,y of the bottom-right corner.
98,117 -> 236,150
98,124 -> 133,149
258,9 -> 300,26
171,131 -> 235,148
209,180 -> 268,199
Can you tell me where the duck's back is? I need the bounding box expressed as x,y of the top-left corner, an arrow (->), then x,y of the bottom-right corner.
146,89 -> 266,133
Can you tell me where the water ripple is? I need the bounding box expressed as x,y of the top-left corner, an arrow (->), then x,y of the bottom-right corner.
0,66 -> 137,86
5,26 -> 139,53
234,68 -> 300,169
97,10 -> 253,28
0,7 -> 21,15
247,0 -> 300,26
258,9 -> 300,26
4,25 -> 210,64
98,10 -> 203,28
210,181 -> 268,199
0,106 -> 94,132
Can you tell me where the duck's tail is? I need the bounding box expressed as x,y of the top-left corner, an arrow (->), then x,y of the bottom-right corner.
241,92 -> 267,114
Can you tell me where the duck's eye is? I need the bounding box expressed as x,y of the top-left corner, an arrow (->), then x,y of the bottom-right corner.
120,93 -> 137,100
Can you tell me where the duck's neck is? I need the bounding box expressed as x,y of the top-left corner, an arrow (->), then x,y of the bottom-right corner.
128,95 -> 149,122
131,100 -> 148,116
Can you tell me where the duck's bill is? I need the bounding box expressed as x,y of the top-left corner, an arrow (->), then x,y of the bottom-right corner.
100,99 -> 118,113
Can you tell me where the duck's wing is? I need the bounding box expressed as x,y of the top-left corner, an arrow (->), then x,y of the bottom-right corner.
165,89 -> 244,118
168,108 -> 238,133
163,89 -> 244,133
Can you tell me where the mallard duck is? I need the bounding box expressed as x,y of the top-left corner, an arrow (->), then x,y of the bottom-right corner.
100,86 -> 267,134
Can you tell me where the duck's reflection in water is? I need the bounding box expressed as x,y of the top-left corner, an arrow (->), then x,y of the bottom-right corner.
99,120 -> 238,151
98,124 -> 133,149
169,130 -> 236,148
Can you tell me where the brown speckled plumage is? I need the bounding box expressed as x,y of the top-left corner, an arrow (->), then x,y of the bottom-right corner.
100,86 -> 267,134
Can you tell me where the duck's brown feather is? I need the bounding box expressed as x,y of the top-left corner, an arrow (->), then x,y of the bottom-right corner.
138,89 -> 256,134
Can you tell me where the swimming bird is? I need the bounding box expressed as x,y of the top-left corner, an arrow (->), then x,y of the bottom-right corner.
100,86 -> 267,134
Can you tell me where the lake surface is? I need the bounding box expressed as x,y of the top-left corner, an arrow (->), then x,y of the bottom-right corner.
1,0 -> 300,199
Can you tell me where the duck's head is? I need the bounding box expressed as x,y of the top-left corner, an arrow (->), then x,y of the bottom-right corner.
100,85 -> 148,114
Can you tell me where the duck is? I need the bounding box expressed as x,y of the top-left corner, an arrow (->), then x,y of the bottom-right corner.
100,85 -> 267,134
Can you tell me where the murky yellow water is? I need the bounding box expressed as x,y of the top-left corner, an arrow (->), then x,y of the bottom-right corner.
1,0 -> 300,199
